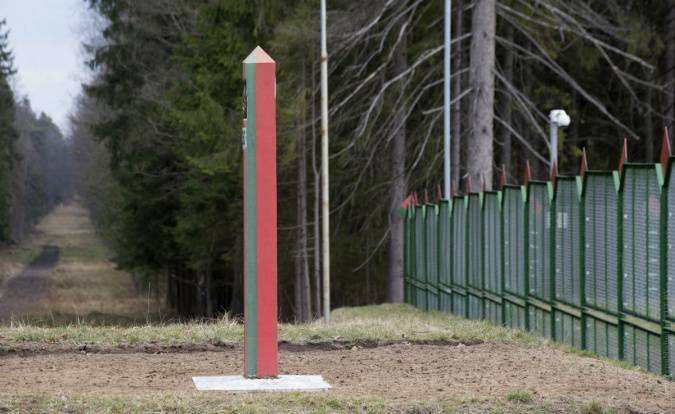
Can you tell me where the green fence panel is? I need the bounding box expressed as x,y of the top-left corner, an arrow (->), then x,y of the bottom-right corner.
621,166 -> 662,322
467,194 -> 483,320
425,203 -> 439,311
528,182 -> 552,301
667,161 -> 675,322
451,196 -> 468,316
554,178 -> 582,306
404,206 -> 412,304
529,305 -> 552,338
554,309 -> 582,348
438,200 -> 452,312
414,205 -> 427,310
503,186 -> 526,296
668,334 -> 675,378
623,324 -> 662,374
585,316 -> 620,359
583,173 -> 619,314
504,300 -> 526,330
483,192 -> 502,295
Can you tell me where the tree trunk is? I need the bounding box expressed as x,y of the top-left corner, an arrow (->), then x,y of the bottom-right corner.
311,62 -> 321,319
295,61 -> 312,322
499,22 -> 513,179
645,85 -> 654,162
452,0 -> 463,192
468,0 -> 496,189
386,26 -> 407,303
667,0 -> 675,131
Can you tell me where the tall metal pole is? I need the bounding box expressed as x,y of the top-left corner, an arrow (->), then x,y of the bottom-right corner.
443,0 -> 452,198
320,0 -> 331,323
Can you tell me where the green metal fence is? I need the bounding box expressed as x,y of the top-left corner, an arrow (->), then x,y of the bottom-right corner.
404,160 -> 675,378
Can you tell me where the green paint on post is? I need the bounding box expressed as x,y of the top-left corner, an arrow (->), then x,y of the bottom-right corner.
245,62 -> 258,377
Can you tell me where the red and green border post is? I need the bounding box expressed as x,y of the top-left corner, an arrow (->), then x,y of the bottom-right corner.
243,46 -> 278,379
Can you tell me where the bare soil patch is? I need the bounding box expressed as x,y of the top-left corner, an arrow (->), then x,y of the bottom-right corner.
0,342 -> 672,413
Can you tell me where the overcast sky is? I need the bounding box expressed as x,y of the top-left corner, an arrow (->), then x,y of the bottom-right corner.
2,0 -> 89,134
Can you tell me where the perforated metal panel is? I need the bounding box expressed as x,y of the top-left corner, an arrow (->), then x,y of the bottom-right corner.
584,317 -> 619,359
554,311 -> 582,348
622,167 -> 661,321
438,201 -> 452,313
668,334 -> 675,378
414,205 -> 426,310
483,193 -> 502,294
623,324 -> 662,374
425,204 -> 439,311
467,194 -> 483,290
404,207 -> 413,304
485,299 -> 503,325
668,165 -> 675,320
528,306 -> 552,338
452,197 -> 467,288
452,292 -> 466,316
528,183 -> 551,301
584,174 -> 619,313
504,301 -> 526,330
554,179 -> 581,306
468,294 -> 483,320
504,187 -> 525,296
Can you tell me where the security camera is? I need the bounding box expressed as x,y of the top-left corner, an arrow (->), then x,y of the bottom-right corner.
549,109 -> 571,128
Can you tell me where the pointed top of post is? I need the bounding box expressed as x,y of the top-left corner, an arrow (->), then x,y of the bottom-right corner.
660,127 -> 671,172
424,189 -> 429,204
499,164 -> 507,189
549,161 -> 557,186
618,138 -> 628,172
524,160 -> 532,189
481,174 -> 487,192
243,46 -> 275,64
580,147 -> 588,178
451,181 -> 457,197
436,183 -> 442,203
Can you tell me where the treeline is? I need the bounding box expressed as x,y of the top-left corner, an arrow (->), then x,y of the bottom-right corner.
73,1 -> 675,320
0,20 -> 71,244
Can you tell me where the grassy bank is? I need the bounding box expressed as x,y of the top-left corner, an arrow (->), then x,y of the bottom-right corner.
0,304 -> 544,347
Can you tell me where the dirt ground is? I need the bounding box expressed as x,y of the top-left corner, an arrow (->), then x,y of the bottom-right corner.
0,342 -> 672,413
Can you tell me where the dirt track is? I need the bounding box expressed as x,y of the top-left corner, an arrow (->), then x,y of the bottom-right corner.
0,342 -> 673,413
0,246 -> 60,322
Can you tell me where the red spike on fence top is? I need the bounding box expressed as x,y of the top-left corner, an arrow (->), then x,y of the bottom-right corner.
400,194 -> 413,210
464,175 -> 473,193
424,189 -> 429,204
451,181 -> 457,197
660,127 -> 671,172
549,161 -> 557,186
413,192 -> 418,205
436,184 -> 442,203
499,164 -> 506,189
580,147 -> 589,178
618,138 -> 628,172
524,160 -> 532,189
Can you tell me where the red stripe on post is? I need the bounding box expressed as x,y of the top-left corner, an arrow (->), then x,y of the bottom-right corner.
254,56 -> 278,378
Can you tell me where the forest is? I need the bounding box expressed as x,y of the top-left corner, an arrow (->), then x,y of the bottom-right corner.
2,1 -> 674,321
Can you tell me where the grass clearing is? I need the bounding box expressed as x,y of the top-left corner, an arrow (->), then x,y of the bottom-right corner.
0,304 -> 546,347
506,390 -> 534,404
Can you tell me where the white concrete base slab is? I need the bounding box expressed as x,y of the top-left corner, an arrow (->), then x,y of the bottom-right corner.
192,375 -> 331,392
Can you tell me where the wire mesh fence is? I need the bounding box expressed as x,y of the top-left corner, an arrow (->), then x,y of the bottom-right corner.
404,158 -> 675,378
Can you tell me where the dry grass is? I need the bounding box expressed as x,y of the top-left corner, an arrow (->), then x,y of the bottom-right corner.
0,202 -> 162,322
0,394 -> 616,414
0,304 -> 544,347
